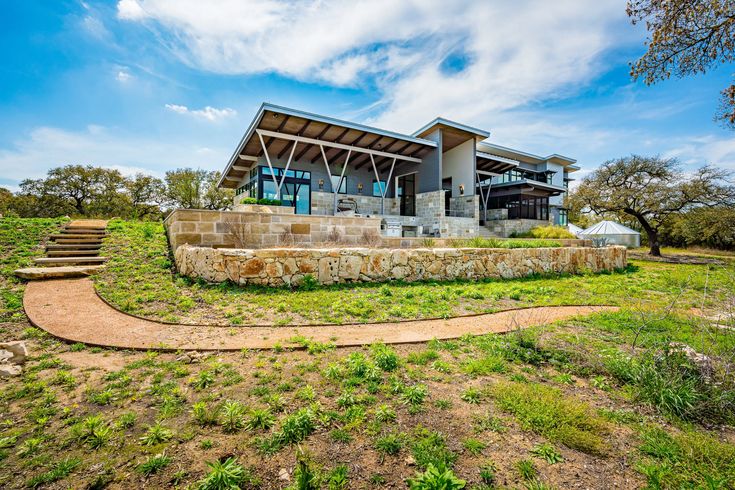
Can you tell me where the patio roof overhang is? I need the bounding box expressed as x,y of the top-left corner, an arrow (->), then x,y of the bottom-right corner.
475,151 -> 519,175
489,179 -> 567,196
218,103 -> 438,189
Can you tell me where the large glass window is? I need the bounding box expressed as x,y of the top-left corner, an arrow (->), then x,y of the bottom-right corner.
330,176 -> 347,194
488,194 -> 549,220
244,166 -> 312,214
373,180 -> 386,197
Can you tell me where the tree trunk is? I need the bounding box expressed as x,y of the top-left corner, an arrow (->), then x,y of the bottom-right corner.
646,229 -> 661,256
629,212 -> 661,256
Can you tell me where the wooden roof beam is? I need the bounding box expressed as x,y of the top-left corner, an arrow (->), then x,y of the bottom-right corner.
257,115 -> 290,157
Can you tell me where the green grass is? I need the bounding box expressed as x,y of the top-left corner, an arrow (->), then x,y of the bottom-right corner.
636,425 -> 735,488
0,217 -> 67,322
490,381 -> 610,455
93,219 -> 735,326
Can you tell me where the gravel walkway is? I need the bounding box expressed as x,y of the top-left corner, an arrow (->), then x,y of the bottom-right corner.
24,278 -> 617,350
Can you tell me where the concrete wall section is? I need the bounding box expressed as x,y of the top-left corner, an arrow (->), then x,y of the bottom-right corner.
442,138 -> 476,197
175,244 -> 627,287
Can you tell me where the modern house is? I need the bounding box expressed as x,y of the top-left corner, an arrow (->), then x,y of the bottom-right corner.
218,103 -> 579,238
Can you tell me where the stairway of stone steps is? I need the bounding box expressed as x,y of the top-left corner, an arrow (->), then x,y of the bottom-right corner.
478,226 -> 501,238
14,220 -> 109,280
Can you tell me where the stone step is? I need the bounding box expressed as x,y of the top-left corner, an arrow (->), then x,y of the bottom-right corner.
52,239 -> 104,245
50,233 -> 106,239
14,265 -> 105,280
46,250 -> 101,257
46,244 -> 102,250
33,256 -> 108,266
61,228 -> 107,234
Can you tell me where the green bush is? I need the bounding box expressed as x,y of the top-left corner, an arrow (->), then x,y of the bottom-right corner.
512,225 -> 576,239
449,237 -> 562,249
408,464 -> 465,489
239,197 -> 282,206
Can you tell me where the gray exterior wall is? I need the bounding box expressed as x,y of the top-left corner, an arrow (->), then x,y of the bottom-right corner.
442,138 -> 476,197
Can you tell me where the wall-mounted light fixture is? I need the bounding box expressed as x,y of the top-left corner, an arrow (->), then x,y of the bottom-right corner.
459,184 -> 465,195
318,179 -> 324,190
357,183 -> 363,194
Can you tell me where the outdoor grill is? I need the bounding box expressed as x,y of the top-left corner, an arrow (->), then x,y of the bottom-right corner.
381,218 -> 402,237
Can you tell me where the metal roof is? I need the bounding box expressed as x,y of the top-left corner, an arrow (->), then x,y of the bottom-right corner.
413,117 -> 490,139
580,220 -> 641,236
219,103 -> 437,188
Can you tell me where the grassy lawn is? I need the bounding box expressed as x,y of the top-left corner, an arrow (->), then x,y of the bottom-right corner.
2,218 -> 734,489
0,217 -> 67,322
95,220 -> 735,326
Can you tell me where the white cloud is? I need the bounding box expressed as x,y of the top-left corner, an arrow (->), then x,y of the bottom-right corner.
117,0 -> 146,20
116,0 -> 628,94
663,135 -> 735,170
164,104 -> 237,121
116,67 -> 133,82
0,125 -> 229,188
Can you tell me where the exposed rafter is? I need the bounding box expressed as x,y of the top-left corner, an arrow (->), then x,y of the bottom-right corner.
311,127 -> 351,163
277,120 -> 311,159
257,115 -> 290,157
351,136 -> 390,169
255,129 -> 423,163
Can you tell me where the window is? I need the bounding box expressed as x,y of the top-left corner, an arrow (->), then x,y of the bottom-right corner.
372,180 -> 386,197
558,209 -> 568,226
330,175 -> 347,193
487,194 -> 549,220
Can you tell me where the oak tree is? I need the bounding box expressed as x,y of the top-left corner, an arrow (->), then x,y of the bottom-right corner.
570,155 -> 734,256
628,0 -> 735,128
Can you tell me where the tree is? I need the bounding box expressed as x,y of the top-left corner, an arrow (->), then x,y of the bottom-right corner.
165,168 -> 233,210
570,155 -> 735,256
628,0 -> 735,128
124,174 -> 166,219
663,206 -> 735,249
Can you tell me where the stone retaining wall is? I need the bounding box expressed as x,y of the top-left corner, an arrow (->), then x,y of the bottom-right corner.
165,209 -> 381,250
174,244 -> 627,287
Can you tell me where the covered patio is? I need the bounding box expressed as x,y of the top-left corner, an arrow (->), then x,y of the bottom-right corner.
218,104 -> 438,218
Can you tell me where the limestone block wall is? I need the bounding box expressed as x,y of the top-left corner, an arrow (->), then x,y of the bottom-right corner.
174,244 -> 627,287
485,218 -> 552,238
311,191 -> 398,216
165,209 -> 382,250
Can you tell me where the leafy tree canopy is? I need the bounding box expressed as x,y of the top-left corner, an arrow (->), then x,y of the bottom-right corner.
628,0 -> 735,128
570,155 -> 735,255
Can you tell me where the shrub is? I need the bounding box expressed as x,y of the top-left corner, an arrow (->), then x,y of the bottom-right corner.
371,343 -> 399,372
411,429 -> 457,471
246,407 -> 275,431
138,452 -> 172,476
490,381 -> 609,455
240,197 -> 257,205
530,443 -> 564,464
192,401 -> 219,426
408,464 -> 466,490
375,433 -> 404,456
140,422 -> 173,446
257,198 -> 282,206
513,225 -> 576,239
197,457 -> 249,490
219,400 -> 247,433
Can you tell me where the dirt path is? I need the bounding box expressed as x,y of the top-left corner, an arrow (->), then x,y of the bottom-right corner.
24,278 -> 617,350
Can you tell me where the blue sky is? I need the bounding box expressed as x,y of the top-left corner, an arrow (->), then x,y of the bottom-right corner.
1,0 -> 733,191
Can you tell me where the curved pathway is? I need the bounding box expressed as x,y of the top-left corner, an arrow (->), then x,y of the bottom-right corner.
24,278 -> 617,351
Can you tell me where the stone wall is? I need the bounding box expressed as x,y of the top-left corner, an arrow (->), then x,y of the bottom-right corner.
311,191 -> 398,216
165,209 -> 382,250
175,244 -> 627,287
485,218 -> 552,238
